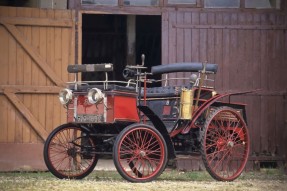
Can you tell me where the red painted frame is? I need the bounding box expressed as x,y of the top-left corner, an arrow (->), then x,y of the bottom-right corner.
67,90 -> 139,123
169,90 -> 255,137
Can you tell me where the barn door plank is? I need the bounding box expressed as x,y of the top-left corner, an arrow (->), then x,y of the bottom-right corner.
15,8 -> 25,143
4,89 -> 48,141
2,23 -> 65,87
31,8 -> 41,143
20,8 -> 33,143
176,12 -> 184,85
53,10 -> 63,128
0,7 -> 74,171
46,9 -> 56,134
7,7 -> 17,143
38,9 -> 48,135
183,12 -> 191,85
0,20 -> 9,143
0,17 -> 73,27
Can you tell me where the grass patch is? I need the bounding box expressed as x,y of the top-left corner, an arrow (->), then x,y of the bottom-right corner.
158,170 -> 213,181
239,168 -> 287,181
86,170 -> 122,181
0,169 -> 286,191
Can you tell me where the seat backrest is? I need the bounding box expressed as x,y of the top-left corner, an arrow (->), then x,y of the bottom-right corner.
151,62 -> 218,75
67,63 -> 113,73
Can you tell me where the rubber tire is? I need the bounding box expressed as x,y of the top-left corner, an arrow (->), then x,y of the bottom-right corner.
113,123 -> 168,183
43,123 -> 98,179
200,107 -> 250,181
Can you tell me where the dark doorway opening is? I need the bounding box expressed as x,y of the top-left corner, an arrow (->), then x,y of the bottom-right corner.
136,15 -> 161,86
82,14 -> 161,84
82,14 -> 127,81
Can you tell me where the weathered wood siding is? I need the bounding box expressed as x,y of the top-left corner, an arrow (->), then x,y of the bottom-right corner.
0,2 -> 286,171
162,8 -> 287,160
0,7 -> 75,170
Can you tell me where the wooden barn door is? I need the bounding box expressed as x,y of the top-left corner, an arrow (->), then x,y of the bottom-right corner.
162,10 -> 287,170
0,6 -> 75,171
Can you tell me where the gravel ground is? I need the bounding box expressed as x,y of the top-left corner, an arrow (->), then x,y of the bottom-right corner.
0,169 -> 286,191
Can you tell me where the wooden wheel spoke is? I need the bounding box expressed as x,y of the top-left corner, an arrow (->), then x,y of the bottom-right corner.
50,142 -> 68,150
209,121 -> 224,136
49,150 -> 68,158
146,147 -> 161,155
73,157 -> 92,170
125,154 -> 139,164
229,150 -> 246,159
130,159 -> 140,171
139,130 -> 150,150
208,126 -> 228,142
115,125 -> 167,182
119,149 -> 134,155
53,134 -> 68,149
121,140 -> 137,151
62,129 -> 72,144
126,132 -> 141,149
207,147 -> 229,162
54,154 -> 70,170
142,136 -> 156,150
144,139 -> 160,152
210,149 -> 230,171
144,158 -> 158,171
207,147 -> 228,156
44,125 -> 98,179
145,156 -> 160,165
214,119 -> 228,138
139,159 -> 150,176
51,154 -> 69,165
205,136 -> 219,144
213,118 -> 221,128
222,156 -> 232,172
202,107 -> 249,181
49,145 -> 66,153
228,121 -> 242,140
205,142 -> 218,150
140,130 -> 149,149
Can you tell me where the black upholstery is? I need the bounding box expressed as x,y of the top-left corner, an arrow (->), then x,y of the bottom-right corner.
151,62 -> 218,75
141,86 -> 182,98
67,64 -> 113,73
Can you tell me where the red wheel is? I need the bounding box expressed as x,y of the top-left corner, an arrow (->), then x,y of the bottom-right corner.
201,107 -> 250,181
43,124 -> 98,179
113,123 -> 168,182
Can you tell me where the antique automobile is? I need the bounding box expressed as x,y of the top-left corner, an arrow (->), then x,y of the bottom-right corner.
43,56 -> 250,182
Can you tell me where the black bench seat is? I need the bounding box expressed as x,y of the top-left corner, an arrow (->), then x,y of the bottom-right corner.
141,86 -> 183,98
151,62 -> 218,75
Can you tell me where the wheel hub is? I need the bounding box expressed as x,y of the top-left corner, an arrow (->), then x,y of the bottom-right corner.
136,150 -> 146,158
139,150 -> 146,157
217,138 -> 226,149
67,147 -> 77,157
227,141 -> 234,148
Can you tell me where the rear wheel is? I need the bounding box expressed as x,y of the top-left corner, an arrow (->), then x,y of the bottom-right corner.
113,123 -> 168,182
43,123 -> 98,179
200,107 -> 250,181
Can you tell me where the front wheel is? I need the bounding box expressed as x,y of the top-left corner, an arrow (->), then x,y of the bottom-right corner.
113,123 -> 168,182
43,123 -> 98,179
200,107 -> 250,181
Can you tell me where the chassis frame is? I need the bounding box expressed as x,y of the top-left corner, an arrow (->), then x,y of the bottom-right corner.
43,59 -> 250,182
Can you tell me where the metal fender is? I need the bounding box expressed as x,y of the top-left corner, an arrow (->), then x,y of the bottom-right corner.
181,90 -> 253,134
138,105 -> 176,159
